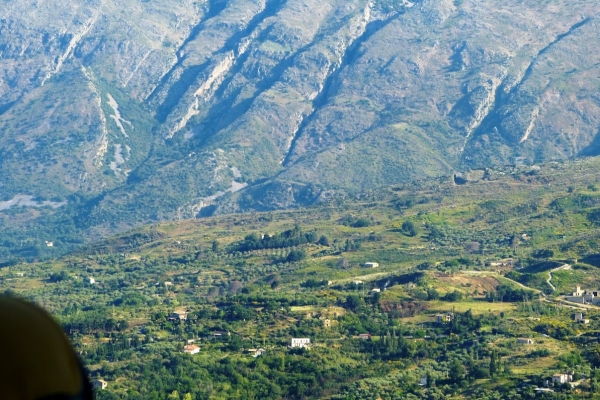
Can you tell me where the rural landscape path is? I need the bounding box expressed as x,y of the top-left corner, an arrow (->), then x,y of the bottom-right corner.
546,264 -> 571,292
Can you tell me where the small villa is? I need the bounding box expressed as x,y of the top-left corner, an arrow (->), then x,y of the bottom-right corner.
183,345 -> 200,355
552,373 -> 573,384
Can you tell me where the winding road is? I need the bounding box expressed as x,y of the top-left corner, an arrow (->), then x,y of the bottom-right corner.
546,264 -> 571,292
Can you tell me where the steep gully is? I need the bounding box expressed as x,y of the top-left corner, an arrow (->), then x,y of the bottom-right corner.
145,0 -> 229,107
152,0 -> 288,132
463,18 -> 591,151
187,24 -> 300,144
183,2 -> 393,160
41,15 -> 98,86
180,0 -> 376,214
167,0 -> 290,138
282,12 -> 400,166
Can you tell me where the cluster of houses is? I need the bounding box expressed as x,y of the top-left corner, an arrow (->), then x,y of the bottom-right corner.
566,286 -> 600,305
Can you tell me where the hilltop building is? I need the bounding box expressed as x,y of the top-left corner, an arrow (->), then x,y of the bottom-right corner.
364,262 -> 379,268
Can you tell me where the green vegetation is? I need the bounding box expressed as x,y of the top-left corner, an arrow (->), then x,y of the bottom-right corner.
5,165 -> 600,398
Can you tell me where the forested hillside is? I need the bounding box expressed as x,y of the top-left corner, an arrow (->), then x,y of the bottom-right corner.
5,159 -> 600,398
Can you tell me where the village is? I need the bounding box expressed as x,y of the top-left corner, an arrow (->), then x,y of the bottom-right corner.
88,251 -> 600,395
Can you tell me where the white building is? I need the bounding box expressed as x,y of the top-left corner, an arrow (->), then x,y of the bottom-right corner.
291,338 -> 311,348
364,262 -> 379,268
552,373 -> 573,384
183,345 -> 200,355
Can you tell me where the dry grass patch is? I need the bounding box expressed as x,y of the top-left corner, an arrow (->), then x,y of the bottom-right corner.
432,273 -> 501,295
429,300 -> 517,315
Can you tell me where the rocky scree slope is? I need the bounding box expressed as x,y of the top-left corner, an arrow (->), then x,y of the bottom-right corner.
1,0 -> 600,254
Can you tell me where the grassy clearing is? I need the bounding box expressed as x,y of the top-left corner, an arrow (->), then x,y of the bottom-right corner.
428,300 -> 518,315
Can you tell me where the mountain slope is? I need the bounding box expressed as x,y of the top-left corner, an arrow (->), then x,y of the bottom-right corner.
1,0 -> 600,258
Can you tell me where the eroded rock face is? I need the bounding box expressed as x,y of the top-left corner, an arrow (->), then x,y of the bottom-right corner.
1,0 -> 600,243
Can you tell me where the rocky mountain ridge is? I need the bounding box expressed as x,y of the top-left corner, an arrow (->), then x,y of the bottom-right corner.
1,0 -> 600,258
